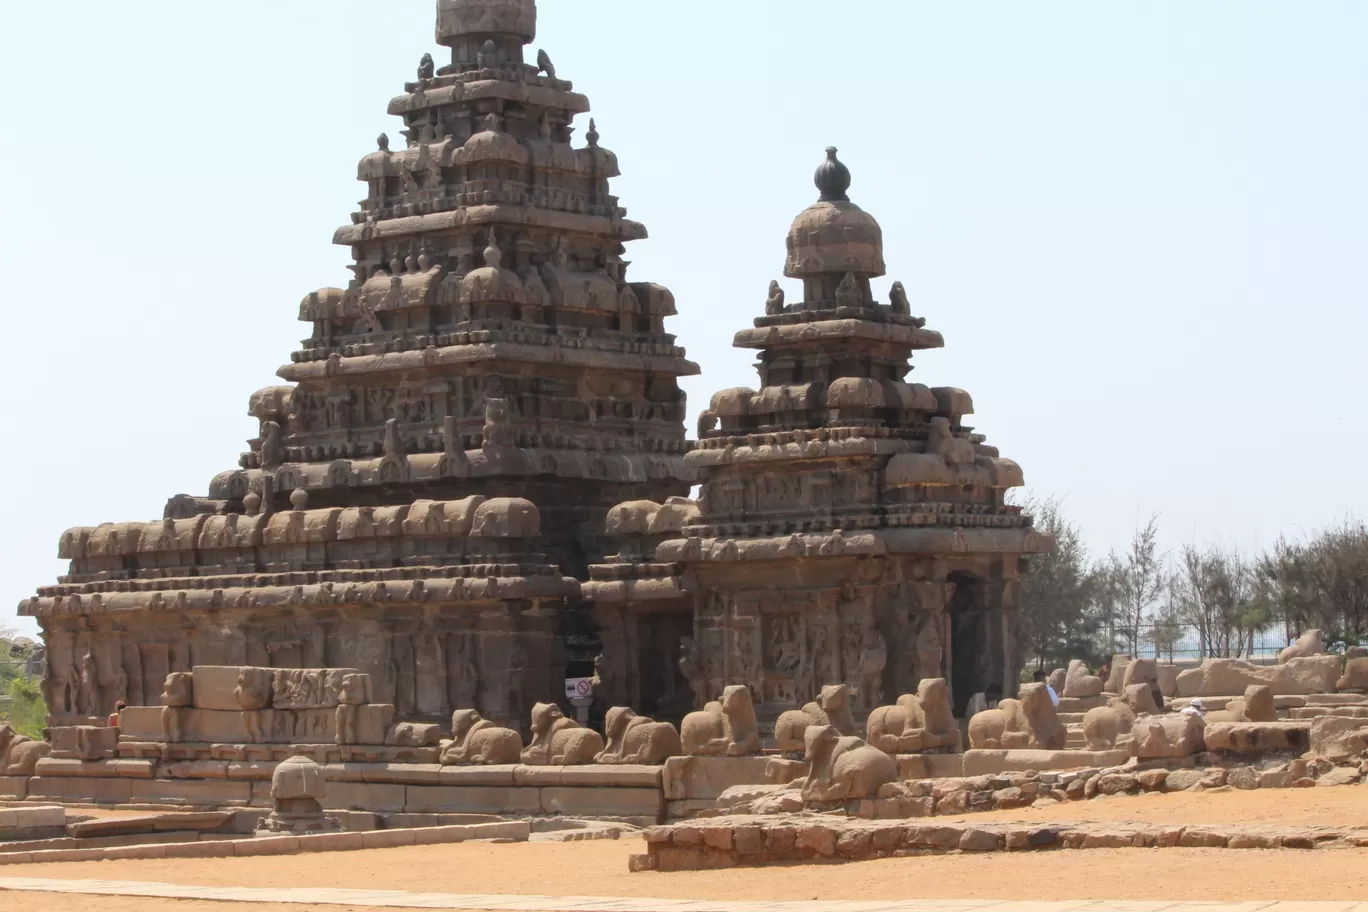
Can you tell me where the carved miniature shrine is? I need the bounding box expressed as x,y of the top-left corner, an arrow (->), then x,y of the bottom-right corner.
596,150 -> 1052,727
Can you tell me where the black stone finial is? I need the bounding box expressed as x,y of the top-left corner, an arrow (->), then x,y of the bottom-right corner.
587,119 -> 600,148
815,147 -> 851,202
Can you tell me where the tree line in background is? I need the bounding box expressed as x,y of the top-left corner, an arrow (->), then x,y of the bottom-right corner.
1018,497 -> 1368,670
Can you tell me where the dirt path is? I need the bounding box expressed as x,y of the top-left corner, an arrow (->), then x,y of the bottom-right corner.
4,787 -> 1367,904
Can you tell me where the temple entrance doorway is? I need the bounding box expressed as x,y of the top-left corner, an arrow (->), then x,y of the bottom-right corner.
948,571 -> 987,716
637,610 -> 694,724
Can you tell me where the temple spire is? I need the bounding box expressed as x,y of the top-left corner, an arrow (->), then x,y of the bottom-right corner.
436,0 -> 537,66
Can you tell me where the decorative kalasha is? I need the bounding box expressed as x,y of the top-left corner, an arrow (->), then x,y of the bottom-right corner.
19,0 -> 697,733
605,149 -> 1052,729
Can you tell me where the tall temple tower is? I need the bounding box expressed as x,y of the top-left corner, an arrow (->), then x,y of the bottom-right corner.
593,150 -> 1053,729
21,0 -> 696,731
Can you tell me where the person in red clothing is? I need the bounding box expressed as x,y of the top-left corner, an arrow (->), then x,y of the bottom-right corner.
107,700 -> 126,728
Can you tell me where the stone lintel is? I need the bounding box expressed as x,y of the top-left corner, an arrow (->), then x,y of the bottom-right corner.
386,80 -> 590,118
655,527 -> 1051,564
277,341 -> 700,383
21,574 -> 579,618
333,204 -> 647,246
733,319 -> 945,351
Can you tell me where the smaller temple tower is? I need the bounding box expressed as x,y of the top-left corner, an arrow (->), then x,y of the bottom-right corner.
593,150 -> 1053,731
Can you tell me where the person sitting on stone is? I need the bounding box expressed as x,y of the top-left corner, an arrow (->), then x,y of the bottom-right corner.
1181,698 -> 1205,718
107,700 -> 126,728
1033,670 -> 1060,707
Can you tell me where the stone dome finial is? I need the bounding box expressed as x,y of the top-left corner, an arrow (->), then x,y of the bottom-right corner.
484,232 -> 502,268
815,147 -> 851,203
436,0 -> 537,48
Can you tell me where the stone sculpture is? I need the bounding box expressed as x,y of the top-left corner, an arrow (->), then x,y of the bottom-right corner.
1046,667 -> 1067,696
441,710 -> 523,766
520,703 -> 604,766
1122,658 -> 1161,694
596,707 -> 682,765
1082,697 -> 1137,751
681,685 -> 761,757
865,678 -> 960,754
1338,658 -> 1368,692
234,667 -> 273,711
160,672 -> 194,743
1206,685 -> 1277,724
334,673 -> 369,745
257,755 -> 340,835
0,724 -> 50,777
765,280 -> 785,316
1176,656 -> 1341,697
774,683 -> 857,756
967,682 -> 1067,750
1278,630 -> 1326,664
1063,659 -> 1104,698
1131,712 -> 1206,760
799,724 -> 897,803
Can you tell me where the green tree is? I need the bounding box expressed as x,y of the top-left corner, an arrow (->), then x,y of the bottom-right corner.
4,677 -> 46,740
1017,496 -> 1107,670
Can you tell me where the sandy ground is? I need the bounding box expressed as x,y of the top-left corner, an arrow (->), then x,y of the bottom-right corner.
5,787 -> 1368,908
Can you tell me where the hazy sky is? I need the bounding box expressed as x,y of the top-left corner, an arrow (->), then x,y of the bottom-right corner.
2,1 -> 1365,636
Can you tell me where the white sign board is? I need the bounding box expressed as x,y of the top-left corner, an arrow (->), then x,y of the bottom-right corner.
564,676 -> 595,706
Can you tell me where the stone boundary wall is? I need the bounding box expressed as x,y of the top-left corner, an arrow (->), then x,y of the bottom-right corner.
635,815 -> 1368,871
0,820 -> 529,866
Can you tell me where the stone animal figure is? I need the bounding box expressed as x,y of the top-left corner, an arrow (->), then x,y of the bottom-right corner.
967,683 -> 1067,751
441,710 -> 523,765
774,683 -> 857,756
765,280 -> 785,316
1062,659 -> 1104,698
681,685 -> 761,757
596,707 -> 682,765
161,672 -> 195,743
866,678 -> 961,754
799,724 -> 897,803
0,725 -> 50,776
1279,630 -> 1326,664
520,703 -> 604,766
1205,685 -> 1277,724
1082,696 -> 1138,751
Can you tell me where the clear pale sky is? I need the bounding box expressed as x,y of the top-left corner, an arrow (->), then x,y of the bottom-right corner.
2,2 -> 1365,636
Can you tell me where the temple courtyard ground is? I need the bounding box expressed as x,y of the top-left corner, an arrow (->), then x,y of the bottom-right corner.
4,786 -> 1368,911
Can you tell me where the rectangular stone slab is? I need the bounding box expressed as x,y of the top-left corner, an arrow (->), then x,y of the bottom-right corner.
662,756 -> 808,801
961,748 -> 1131,776
403,785 -> 542,814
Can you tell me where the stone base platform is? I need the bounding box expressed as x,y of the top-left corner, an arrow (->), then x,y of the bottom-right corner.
635,814 -> 1368,871
0,806 -> 65,842
6,762 -> 666,824
0,819 -> 530,866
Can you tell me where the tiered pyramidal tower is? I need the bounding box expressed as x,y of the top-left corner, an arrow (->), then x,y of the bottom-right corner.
21,0 -> 696,730
593,150 -> 1052,728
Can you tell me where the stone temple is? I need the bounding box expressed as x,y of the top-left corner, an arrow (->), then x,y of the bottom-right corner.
19,0 -> 1048,737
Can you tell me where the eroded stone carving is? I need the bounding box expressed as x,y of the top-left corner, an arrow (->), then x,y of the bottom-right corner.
866,678 -> 960,754
596,707 -> 681,765
1279,630 -> 1326,664
681,685 -> 761,757
441,709 -> 523,765
799,724 -> 896,803
520,703 -> 604,765
1063,659 -> 1104,698
967,682 -> 1066,750
257,755 -> 340,835
774,683 -> 857,756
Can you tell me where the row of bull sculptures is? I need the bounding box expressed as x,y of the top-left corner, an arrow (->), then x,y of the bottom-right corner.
443,678 -> 960,766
